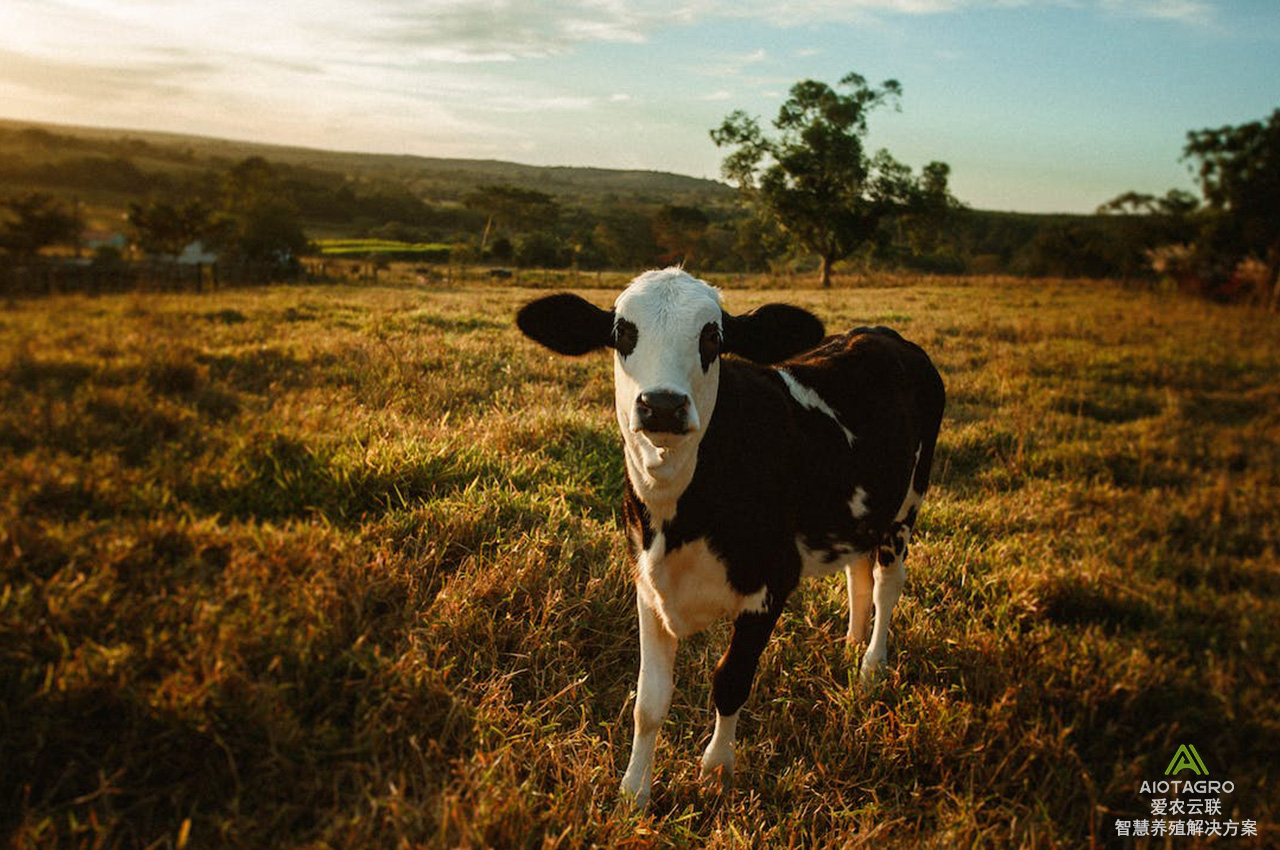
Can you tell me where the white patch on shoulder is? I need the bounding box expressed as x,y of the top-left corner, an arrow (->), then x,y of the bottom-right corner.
776,369 -> 855,447
796,537 -> 866,579
848,486 -> 871,519
636,534 -> 760,638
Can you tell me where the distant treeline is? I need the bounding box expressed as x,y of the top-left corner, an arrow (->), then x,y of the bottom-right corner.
0,122 -> 1188,280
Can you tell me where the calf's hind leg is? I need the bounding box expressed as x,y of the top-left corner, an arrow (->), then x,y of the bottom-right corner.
845,553 -> 874,645
861,524 -> 911,680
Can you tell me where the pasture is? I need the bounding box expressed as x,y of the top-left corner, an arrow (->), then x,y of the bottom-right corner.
1,275 -> 1277,847
314,239 -> 454,261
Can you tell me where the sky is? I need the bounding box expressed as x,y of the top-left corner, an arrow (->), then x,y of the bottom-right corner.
1,1 -> 1276,213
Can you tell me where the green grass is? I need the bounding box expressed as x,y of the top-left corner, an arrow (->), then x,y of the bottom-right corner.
314,239 -> 454,260
1,276 -> 1277,847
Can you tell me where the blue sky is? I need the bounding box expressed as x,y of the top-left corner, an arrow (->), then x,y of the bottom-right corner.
1,1 -> 1276,212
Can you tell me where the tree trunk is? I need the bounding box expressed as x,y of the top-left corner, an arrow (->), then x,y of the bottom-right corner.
819,253 -> 834,288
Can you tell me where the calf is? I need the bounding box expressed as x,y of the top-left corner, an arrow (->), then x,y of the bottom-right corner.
516,268 -> 944,808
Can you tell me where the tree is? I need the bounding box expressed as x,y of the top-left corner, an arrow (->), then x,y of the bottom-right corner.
1182,108 -> 1280,309
462,185 -> 558,253
890,160 -> 965,265
712,72 -> 954,287
1097,188 -> 1199,218
652,204 -> 709,266
228,203 -> 309,267
0,193 -> 79,259
127,198 -> 216,257
215,157 -> 309,270
591,207 -> 658,270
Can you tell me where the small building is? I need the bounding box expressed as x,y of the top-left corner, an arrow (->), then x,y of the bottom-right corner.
178,240 -> 218,265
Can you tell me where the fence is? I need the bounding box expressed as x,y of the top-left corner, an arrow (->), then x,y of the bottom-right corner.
0,260 -> 303,298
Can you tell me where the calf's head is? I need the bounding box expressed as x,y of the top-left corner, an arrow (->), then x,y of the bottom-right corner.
517,269 -> 824,462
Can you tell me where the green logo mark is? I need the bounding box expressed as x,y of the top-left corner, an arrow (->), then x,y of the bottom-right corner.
1165,744 -> 1208,776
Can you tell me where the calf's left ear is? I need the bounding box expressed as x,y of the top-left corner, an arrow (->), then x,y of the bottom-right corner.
723,304 -> 825,364
516,293 -> 615,355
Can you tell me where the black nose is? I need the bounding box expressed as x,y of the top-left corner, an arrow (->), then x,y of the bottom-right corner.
637,391 -> 690,434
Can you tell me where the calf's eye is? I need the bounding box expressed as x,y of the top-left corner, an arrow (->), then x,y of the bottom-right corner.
614,318 -> 638,357
699,323 -> 722,370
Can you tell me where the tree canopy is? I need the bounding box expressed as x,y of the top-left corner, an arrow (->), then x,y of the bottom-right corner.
1183,108 -> 1280,308
0,193 -> 79,260
463,185 -> 559,253
127,199 -> 217,258
711,72 -> 956,286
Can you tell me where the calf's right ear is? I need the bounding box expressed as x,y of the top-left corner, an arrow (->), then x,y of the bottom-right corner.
516,293 -> 615,355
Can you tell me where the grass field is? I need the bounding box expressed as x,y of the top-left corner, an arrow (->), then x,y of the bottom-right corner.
2,274 -> 1277,848
314,239 -> 454,261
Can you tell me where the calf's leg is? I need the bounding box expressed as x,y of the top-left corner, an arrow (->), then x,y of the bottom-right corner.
620,595 -> 676,809
700,605 -> 783,790
845,553 -> 874,645
861,533 -> 908,679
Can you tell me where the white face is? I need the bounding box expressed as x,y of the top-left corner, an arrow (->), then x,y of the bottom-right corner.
611,269 -> 724,452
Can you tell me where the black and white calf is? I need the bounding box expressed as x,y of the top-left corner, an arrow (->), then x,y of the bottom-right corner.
517,268 -> 945,808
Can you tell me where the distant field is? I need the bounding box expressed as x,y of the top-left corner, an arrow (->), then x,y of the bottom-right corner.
2,276 -> 1277,847
314,238 -> 454,260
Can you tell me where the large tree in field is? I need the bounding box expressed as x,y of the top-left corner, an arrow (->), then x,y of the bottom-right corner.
0,193 -> 79,260
463,185 -> 559,253
712,72 -> 953,287
652,204 -> 709,266
127,199 -> 217,257
217,156 -> 309,267
1182,107 -> 1280,310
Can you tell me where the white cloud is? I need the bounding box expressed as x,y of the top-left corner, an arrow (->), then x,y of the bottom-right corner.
691,47 -> 771,77
1097,0 -> 1214,25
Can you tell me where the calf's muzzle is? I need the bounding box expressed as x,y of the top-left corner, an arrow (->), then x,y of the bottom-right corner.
636,390 -> 690,434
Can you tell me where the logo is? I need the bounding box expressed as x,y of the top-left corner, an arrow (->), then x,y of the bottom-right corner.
1165,744 -> 1208,776
1117,744 -> 1255,839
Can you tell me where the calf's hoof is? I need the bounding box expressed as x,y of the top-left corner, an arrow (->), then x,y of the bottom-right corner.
859,651 -> 887,683
699,753 -> 735,794
617,779 -> 650,812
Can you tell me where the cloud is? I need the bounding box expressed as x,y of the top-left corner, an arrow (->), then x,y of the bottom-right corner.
704,0 -> 1216,27
691,47 -> 770,77
359,0 -> 662,61
1097,0 -> 1214,25
0,46 -> 218,101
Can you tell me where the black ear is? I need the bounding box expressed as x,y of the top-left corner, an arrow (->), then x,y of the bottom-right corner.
516,293 -> 615,356
722,304 -> 825,364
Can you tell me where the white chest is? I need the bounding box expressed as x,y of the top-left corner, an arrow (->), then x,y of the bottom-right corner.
636,534 -> 768,638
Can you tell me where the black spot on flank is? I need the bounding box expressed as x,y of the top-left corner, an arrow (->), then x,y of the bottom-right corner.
614,318 -> 638,357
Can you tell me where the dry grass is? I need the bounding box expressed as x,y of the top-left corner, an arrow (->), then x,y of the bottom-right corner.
2,275 -> 1277,848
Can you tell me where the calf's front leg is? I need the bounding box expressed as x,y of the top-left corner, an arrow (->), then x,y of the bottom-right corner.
699,604 -> 783,791
619,594 -> 676,809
